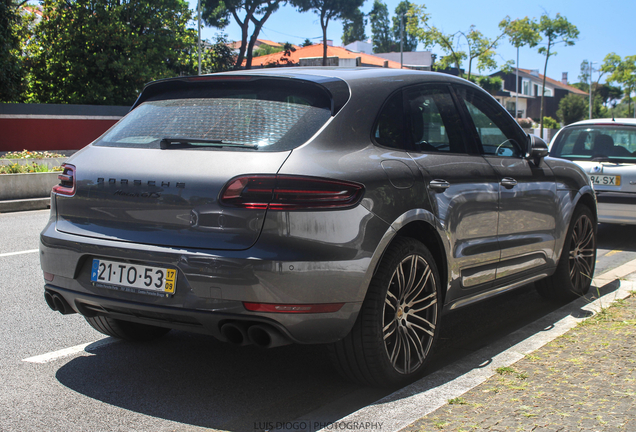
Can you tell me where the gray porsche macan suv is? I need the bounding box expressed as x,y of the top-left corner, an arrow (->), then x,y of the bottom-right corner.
40,68 -> 597,387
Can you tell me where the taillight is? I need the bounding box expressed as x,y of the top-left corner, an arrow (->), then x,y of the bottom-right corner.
52,164 -> 76,196
219,175 -> 364,210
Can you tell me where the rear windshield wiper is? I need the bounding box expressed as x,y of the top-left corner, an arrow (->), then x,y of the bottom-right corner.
160,137 -> 259,149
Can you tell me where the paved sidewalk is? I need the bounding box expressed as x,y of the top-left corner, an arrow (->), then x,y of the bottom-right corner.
326,261 -> 636,432
403,281 -> 636,431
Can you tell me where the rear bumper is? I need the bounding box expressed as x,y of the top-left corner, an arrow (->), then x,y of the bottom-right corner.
43,284 -> 361,344
596,192 -> 636,224
39,215 -> 388,343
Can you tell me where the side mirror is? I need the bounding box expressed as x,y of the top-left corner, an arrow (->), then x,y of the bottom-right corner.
527,134 -> 549,165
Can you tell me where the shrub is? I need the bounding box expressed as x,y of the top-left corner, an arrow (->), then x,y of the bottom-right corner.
557,94 -> 587,125
0,150 -> 64,159
0,162 -> 62,174
543,116 -> 559,129
517,118 -> 533,128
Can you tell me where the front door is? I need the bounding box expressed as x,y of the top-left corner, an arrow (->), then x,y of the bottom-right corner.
403,84 -> 501,297
454,85 -> 557,281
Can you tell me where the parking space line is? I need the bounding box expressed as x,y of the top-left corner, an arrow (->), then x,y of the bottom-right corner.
22,338 -> 117,364
0,249 -> 39,258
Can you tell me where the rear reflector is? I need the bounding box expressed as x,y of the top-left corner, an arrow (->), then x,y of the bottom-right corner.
52,164 -> 76,197
43,272 -> 54,282
220,175 -> 364,210
243,302 -> 344,313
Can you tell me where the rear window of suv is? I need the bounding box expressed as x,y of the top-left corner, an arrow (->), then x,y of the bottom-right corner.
95,78 -> 335,152
550,124 -> 636,162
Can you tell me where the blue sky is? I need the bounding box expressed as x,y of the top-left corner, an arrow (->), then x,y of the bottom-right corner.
186,0 -> 634,85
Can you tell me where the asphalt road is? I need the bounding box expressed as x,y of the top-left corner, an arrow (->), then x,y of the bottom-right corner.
1,209 -> 634,432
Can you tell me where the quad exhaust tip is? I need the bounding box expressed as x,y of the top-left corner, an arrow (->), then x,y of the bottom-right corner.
220,322 -> 291,348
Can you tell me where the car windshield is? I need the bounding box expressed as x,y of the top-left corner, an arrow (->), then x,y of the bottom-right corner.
550,124 -> 636,163
95,79 -> 333,152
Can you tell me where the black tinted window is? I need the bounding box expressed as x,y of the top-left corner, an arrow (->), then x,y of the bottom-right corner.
374,91 -> 405,149
406,85 -> 467,154
455,86 -> 526,157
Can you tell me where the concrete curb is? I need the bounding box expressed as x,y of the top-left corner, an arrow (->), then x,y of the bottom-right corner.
0,197 -> 50,213
320,260 -> 636,432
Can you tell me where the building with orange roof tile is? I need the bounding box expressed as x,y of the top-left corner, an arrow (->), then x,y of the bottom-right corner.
228,39 -> 301,52
245,44 -> 403,69
491,67 -> 588,120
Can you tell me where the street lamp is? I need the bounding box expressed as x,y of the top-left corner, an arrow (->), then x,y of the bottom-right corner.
588,60 -> 596,120
515,47 -> 519,119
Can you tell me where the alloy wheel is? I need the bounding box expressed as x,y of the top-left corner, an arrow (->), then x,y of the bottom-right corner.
382,254 -> 438,375
568,214 -> 596,293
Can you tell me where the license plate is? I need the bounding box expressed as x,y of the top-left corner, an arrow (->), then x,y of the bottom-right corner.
91,259 -> 176,294
589,175 -> 621,186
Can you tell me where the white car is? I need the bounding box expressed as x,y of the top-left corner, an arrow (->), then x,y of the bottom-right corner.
550,118 -> 636,224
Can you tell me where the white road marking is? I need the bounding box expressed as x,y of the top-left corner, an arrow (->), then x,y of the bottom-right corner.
22,338 -> 117,364
319,260 -> 636,432
0,249 -> 39,258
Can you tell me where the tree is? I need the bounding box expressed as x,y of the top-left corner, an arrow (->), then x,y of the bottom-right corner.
391,1 -> 417,52
0,0 -> 27,101
477,75 -> 503,95
536,13 -> 579,135
499,16 -> 540,117
301,38 -> 313,47
556,94 -> 586,125
341,7 -> 366,46
25,0 -> 198,105
579,59 -> 610,118
369,0 -> 393,53
597,84 -> 623,110
295,0 -> 363,66
431,26 -> 503,79
253,43 -> 284,57
500,16 -> 541,51
204,34 -> 237,73
264,42 -> 296,66
602,53 -> 636,117
408,6 -> 503,79
202,0 -> 283,70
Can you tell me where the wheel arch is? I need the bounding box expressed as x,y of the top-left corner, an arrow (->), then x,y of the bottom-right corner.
553,189 -> 598,264
368,209 -> 450,304
575,190 -> 598,225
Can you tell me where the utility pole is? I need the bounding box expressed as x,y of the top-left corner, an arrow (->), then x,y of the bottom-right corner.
197,0 -> 202,76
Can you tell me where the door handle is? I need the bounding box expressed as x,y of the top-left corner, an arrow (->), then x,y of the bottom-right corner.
428,179 -> 450,191
500,177 -> 518,188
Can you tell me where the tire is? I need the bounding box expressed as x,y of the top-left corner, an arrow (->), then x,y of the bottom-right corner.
329,237 -> 442,388
536,205 -> 596,301
85,316 -> 171,341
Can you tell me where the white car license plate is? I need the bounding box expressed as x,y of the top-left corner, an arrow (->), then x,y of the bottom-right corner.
91,259 -> 176,294
589,175 -> 621,186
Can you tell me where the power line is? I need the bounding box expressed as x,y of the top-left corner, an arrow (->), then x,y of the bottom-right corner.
261,26 -> 322,41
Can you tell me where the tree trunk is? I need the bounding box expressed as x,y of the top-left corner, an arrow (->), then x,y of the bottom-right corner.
232,10 -> 249,70
540,41 -> 551,138
321,9 -> 328,66
246,1 -> 278,70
